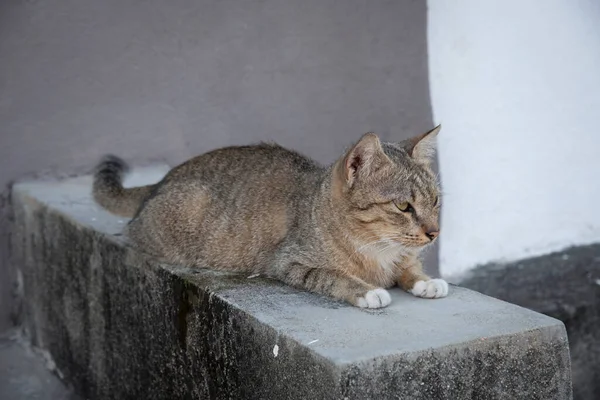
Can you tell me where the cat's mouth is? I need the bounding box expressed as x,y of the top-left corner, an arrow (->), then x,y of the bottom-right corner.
399,235 -> 437,248
355,233 -> 435,252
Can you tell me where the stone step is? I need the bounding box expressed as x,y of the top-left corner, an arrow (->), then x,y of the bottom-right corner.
0,329 -> 78,400
10,167 -> 572,400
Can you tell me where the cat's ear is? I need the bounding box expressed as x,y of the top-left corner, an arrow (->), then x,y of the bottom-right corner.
343,132 -> 385,186
404,125 -> 441,164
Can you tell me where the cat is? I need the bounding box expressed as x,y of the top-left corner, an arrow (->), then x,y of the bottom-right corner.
92,126 -> 448,308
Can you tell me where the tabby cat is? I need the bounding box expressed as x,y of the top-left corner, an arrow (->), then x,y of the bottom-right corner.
93,126 -> 448,308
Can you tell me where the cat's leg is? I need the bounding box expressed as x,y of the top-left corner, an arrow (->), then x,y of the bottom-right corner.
271,262 -> 392,309
396,255 -> 449,299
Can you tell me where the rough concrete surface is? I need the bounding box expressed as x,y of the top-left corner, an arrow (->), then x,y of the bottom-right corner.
0,330 -> 78,400
9,169 -> 572,399
459,244 -> 600,400
0,0 -> 435,333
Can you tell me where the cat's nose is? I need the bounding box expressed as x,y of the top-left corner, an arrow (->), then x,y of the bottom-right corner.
424,230 -> 439,241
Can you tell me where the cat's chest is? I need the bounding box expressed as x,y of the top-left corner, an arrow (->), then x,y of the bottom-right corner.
359,244 -> 406,286
374,248 -> 402,274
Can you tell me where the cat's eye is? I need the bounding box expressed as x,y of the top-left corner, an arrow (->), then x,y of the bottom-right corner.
396,201 -> 413,213
434,196 -> 439,206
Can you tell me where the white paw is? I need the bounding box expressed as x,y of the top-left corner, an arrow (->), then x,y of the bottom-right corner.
356,288 -> 392,309
410,279 -> 449,299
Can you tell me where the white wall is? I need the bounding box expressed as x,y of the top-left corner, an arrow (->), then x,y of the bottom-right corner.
427,0 -> 600,278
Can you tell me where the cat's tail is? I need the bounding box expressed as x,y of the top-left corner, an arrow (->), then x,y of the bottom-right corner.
92,155 -> 155,218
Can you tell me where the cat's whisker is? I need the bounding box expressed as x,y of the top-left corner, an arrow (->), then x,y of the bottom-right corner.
345,236 -> 397,267
375,241 -> 403,255
357,235 -> 401,249
353,231 -> 402,246
352,231 -> 395,242
357,239 -> 390,252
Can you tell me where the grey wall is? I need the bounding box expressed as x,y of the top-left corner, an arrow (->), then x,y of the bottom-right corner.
0,0 -> 434,332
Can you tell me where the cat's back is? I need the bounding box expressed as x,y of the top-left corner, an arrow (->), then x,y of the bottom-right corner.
128,142 -> 325,268
165,142 -> 324,190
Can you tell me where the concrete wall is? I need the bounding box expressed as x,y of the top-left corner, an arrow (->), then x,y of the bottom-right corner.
0,0 -> 433,332
428,0 -> 600,278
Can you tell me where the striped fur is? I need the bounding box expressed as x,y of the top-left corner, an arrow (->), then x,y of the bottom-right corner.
92,126 -> 447,308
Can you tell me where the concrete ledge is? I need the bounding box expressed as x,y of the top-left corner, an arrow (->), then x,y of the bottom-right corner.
10,168 -> 573,399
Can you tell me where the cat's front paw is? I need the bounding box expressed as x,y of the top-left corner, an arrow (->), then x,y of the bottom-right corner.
410,279 -> 449,299
355,288 -> 392,309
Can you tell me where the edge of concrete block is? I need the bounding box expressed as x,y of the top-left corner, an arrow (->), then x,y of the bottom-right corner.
9,169 -> 573,399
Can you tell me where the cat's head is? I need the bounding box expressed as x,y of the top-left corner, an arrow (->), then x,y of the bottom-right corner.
334,126 -> 441,250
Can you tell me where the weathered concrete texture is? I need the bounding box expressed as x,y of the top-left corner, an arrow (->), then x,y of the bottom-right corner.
10,169 -> 572,400
459,244 -> 600,400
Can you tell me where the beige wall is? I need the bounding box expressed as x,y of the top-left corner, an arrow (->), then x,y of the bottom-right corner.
0,0 -> 434,332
